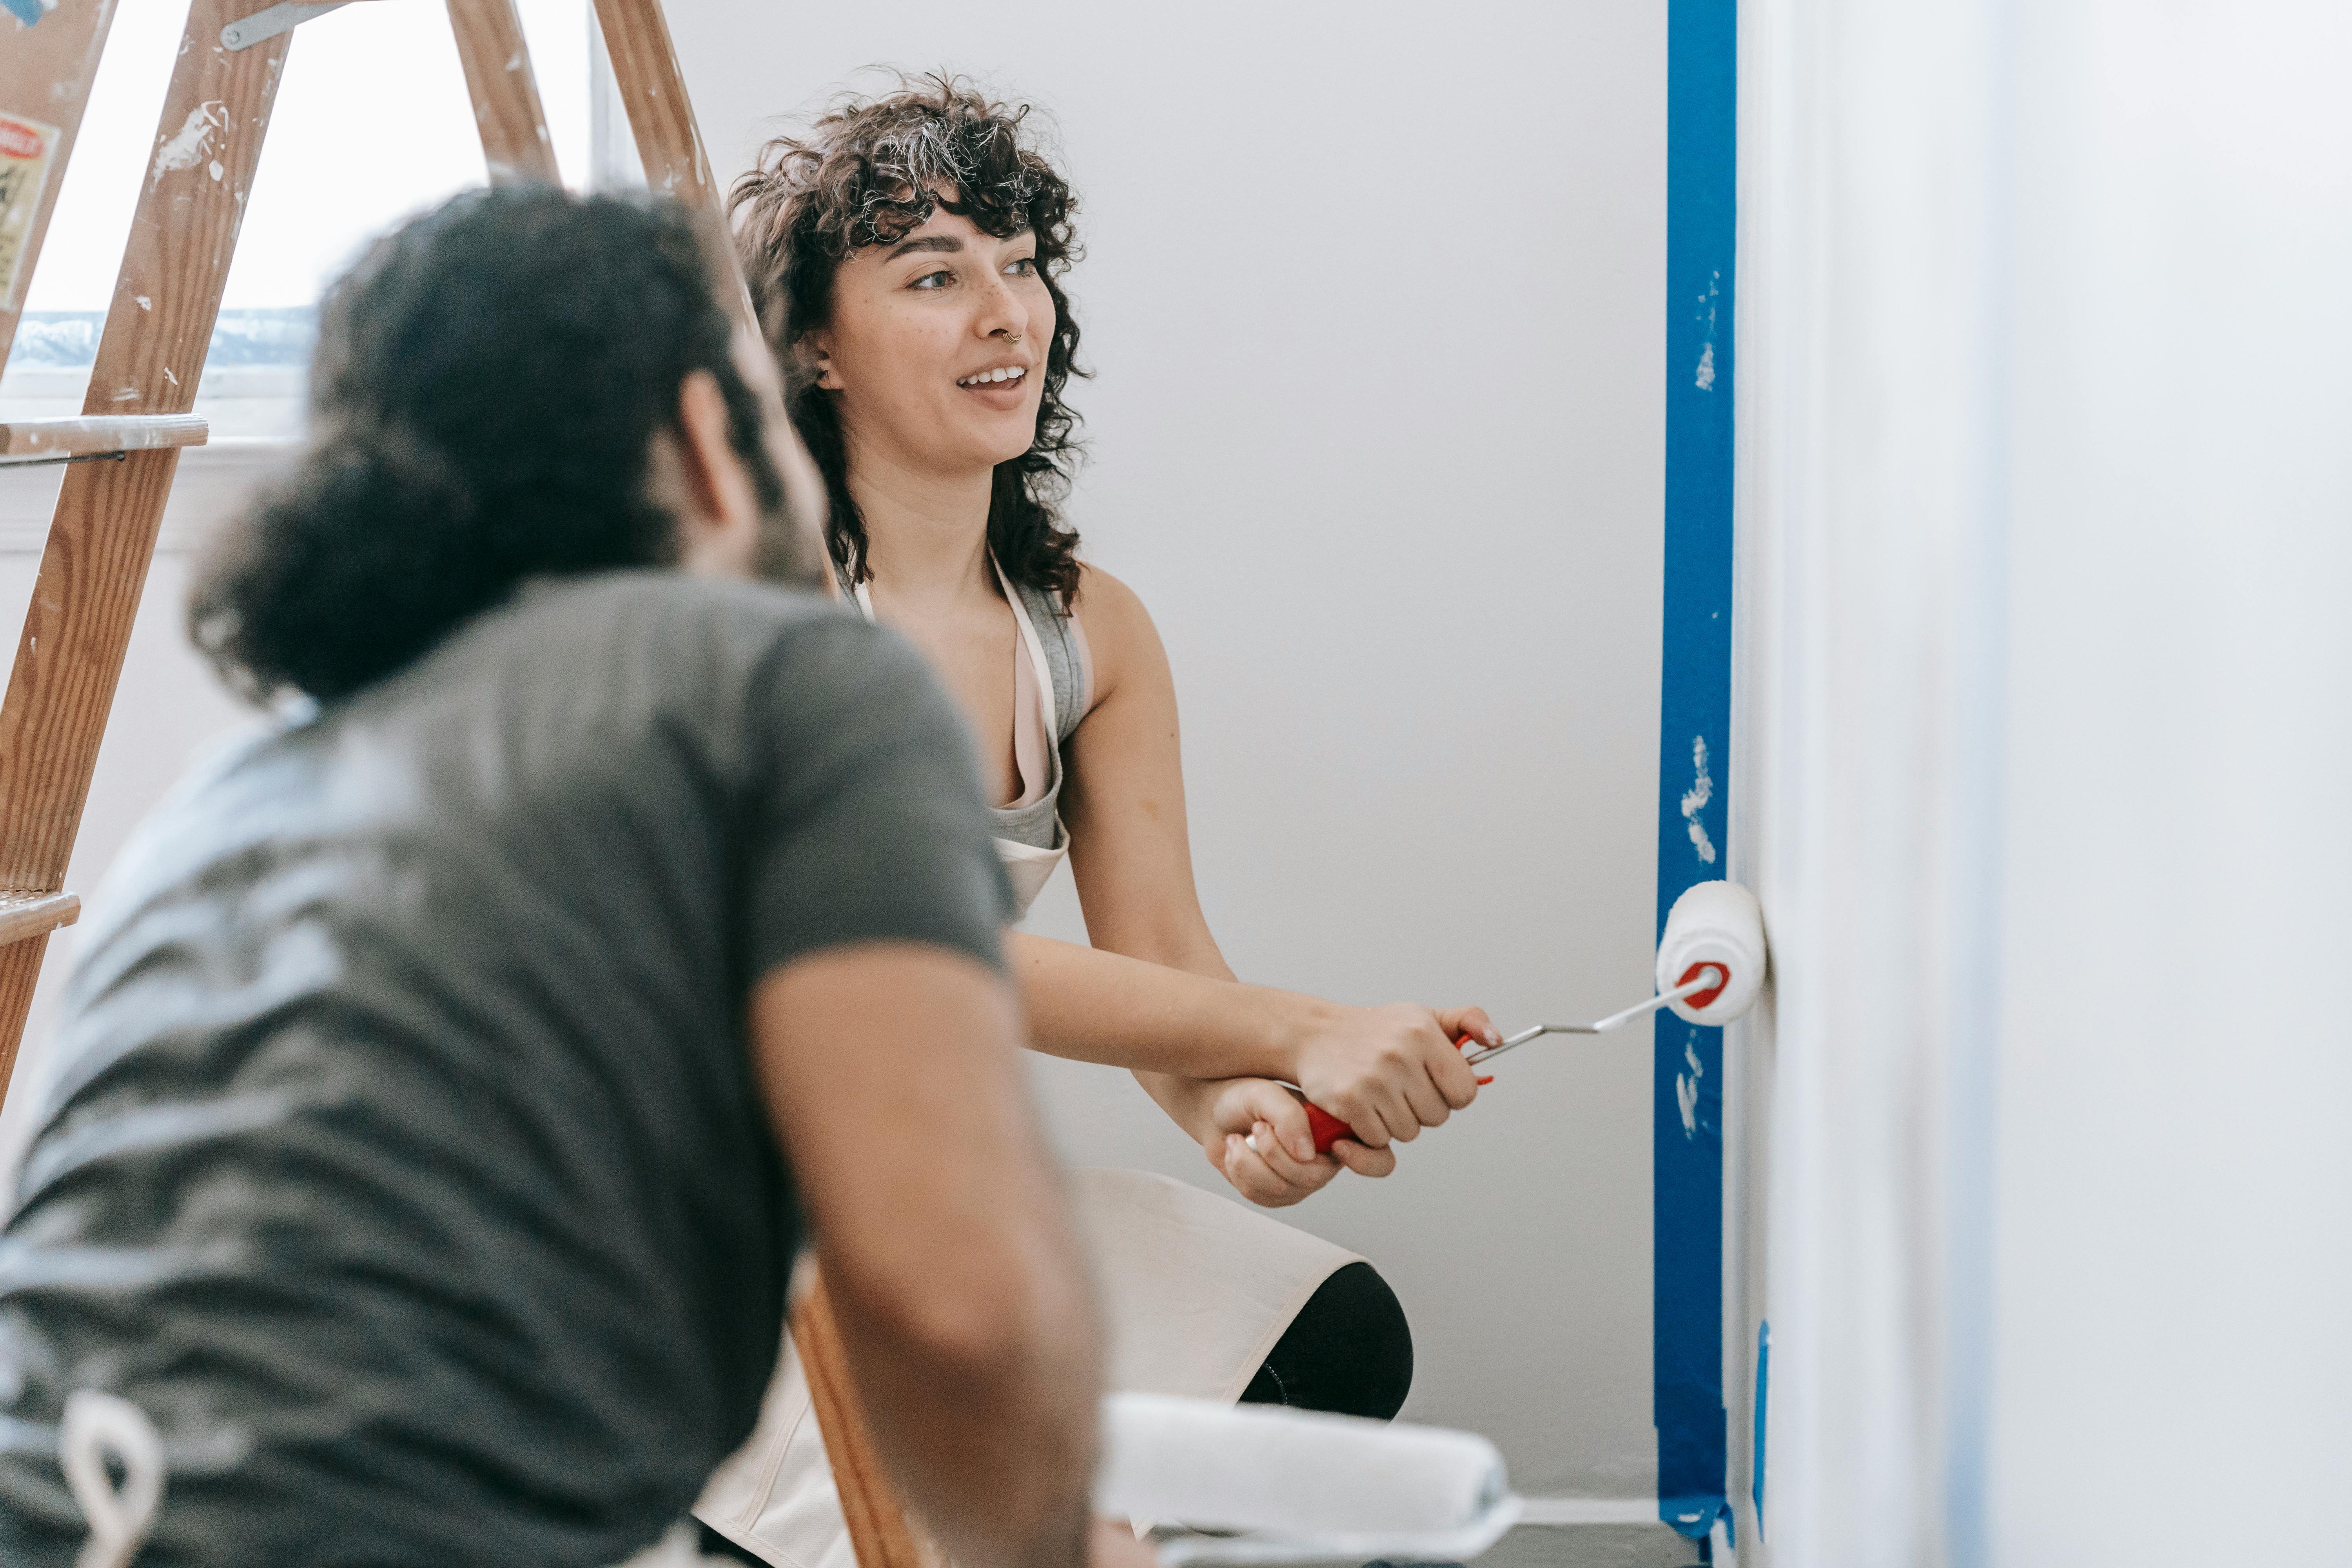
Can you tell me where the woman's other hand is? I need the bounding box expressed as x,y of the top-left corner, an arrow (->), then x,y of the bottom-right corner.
1285,1003 -> 1496,1151
1200,1078 -> 1396,1208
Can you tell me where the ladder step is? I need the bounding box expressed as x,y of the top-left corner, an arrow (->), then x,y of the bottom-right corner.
0,891 -> 80,949
0,416 -> 211,464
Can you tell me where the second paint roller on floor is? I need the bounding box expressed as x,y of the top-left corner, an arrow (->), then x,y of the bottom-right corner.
1298,879 -> 1769,1155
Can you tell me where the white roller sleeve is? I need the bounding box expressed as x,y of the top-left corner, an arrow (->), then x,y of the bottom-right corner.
1096,1394 -> 1518,1563
1655,879 -> 1768,1026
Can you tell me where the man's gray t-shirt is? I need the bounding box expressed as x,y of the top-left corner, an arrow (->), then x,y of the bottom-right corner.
0,572 -> 1013,1567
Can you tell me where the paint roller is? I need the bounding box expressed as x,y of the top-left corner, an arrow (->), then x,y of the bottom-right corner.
1094,1392 -> 1521,1564
1297,879 -> 1768,1154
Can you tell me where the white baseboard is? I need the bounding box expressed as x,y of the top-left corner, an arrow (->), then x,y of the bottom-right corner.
1512,1497 -> 1660,1527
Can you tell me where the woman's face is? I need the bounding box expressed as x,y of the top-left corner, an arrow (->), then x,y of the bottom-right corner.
806,203 -> 1053,484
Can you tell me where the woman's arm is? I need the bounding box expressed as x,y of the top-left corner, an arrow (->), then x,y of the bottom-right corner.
1008,930 -> 1488,1142
1024,566 -> 1491,1200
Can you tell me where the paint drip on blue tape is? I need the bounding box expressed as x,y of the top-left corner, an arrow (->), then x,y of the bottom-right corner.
1655,0 -> 1737,1545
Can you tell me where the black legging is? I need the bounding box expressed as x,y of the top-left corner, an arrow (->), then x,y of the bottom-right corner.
699,1262 -> 1412,1564
1237,1261 -> 1414,1421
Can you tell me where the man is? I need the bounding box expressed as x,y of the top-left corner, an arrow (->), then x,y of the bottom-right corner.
0,188 -> 1111,1568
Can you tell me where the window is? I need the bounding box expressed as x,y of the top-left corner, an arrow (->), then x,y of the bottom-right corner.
1,0 -> 592,443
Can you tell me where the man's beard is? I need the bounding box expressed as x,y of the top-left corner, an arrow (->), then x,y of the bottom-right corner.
740,441 -> 829,588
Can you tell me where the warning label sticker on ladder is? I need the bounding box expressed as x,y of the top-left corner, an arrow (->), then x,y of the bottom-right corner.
0,114 -> 62,312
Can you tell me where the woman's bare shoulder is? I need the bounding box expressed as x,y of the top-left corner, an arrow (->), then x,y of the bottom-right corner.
1073,560 -> 1151,621
1072,562 -> 1170,700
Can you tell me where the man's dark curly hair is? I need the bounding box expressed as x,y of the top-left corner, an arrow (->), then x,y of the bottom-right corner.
190,186 -> 795,703
731,73 -> 1085,601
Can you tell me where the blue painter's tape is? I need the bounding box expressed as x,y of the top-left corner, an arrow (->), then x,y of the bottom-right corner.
1656,0 -> 1737,1544
1753,1320 -> 1771,1536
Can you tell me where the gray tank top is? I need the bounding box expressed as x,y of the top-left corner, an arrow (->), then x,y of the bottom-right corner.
994,576 -> 1086,851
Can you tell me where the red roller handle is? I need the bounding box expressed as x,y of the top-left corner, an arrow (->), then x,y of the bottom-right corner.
1305,1036 -> 1491,1155
1305,1102 -> 1354,1155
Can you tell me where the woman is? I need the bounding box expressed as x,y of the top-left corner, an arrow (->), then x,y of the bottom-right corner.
694,78 -> 1496,1566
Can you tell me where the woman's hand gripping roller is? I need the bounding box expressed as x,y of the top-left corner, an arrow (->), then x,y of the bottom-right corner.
1296,879 -> 1769,1155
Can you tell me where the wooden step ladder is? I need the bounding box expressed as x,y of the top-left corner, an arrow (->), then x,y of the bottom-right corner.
0,0 -> 736,1106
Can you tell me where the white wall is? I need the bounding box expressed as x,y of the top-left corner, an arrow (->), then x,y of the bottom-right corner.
1728,2 -> 2014,1560
1732,2 -> 2352,1564
1993,4 -> 2352,1560
669,1 -> 1671,1499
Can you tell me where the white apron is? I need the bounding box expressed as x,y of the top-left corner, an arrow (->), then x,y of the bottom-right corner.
695,1172 -> 1358,1567
698,571 -> 1361,1567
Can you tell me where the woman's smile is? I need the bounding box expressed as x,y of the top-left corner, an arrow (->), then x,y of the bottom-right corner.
956,362 -> 1032,405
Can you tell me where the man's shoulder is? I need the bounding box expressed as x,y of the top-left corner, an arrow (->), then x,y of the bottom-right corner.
445,570 -> 944,748
459,570 -> 884,686
514,570 -> 844,640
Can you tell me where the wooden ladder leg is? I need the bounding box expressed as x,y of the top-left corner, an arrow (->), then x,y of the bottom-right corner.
0,934 -> 49,1097
791,1268 -> 943,1568
585,0 -> 831,539
0,0 -> 121,367
588,0 -> 717,214
0,0 -> 292,1103
446,0 -> 560,187
587,0 -> 768,331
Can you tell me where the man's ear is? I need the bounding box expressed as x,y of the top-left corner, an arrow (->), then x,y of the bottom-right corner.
667,369 -> 759,575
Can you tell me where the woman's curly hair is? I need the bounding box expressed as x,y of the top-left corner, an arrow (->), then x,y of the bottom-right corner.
731,73 -> 1085,601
